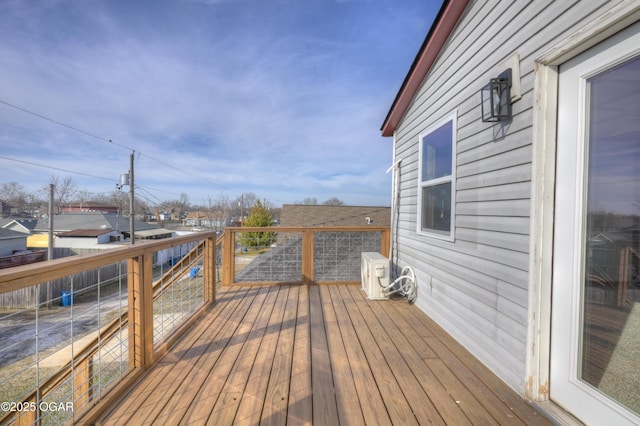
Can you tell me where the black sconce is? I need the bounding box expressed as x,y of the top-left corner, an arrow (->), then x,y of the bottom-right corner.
481,68 -> 512,122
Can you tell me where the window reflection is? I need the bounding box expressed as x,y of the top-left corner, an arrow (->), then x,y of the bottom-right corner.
421,120 -> 452,181
581,55 -> 640,414
421,183 -> 451,234
418,114 -> 456,238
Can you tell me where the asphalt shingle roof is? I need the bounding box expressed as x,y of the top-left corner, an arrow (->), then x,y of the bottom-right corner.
33,212 -> 159,233
279,204 -> 390,227
0,227 -> 28,240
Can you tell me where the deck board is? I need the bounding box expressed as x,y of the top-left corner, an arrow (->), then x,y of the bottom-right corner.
208,286 -> 278,425
347,285 -> 452,424
319,286 -> 365,426
337,285 -> 421,426
356,286 -> 471,425
326,286 -> 390,426
401,304 -> 549,425
233,285 -> 289,426
101,286 -> 248,425
309,285 -> 340,426
170,286 -> 266,425
262,285 -> 298,425
287,284 -> 312,426
99,285 -> 552,425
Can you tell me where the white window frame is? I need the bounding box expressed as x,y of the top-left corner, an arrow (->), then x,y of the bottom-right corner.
416,111 -> 457,241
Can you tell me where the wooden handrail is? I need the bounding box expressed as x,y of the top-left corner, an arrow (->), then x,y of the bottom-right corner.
0,231 -> 219,425
0,231 -> 217,294
0,227 -> 389,424
231,225 -> 390,233
223,226 -> 391,286
1,236 -> 224,425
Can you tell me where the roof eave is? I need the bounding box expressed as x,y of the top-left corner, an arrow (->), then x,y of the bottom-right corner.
380,0 -> 469,137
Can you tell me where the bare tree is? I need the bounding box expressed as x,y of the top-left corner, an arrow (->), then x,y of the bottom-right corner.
75,190 -> 93,209
323,197 -> 344,206
300,197 -> 318,205
47,175 -> 78,213
0,181 -> 37,216
233,192 -> 258,220
159,193 -> 192,220
212,193 -> 230,228
110,190 -> 128,215
22,192 -> 43,217
0,181 -> 25,202
134,196 -> 149,216
179,192 -> 190,213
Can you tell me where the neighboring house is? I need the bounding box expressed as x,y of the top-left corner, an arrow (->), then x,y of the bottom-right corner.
0,228 -> 44,269
182,211 -> 231,229
1,218 -> 38,234
55,229 -> 123,249
24,212 -> 173,249
0,228 -> 27,257
0,200 -> 29,218
134,228 -> 175,240
33,211 -> 161,235
0,201 -> 11,217
381,1 -> 640,424
61,202 -> 119,214
157,211 -> 172,221
279,204 -> 390,227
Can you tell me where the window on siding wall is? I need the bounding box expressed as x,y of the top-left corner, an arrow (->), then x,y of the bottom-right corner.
417,112 -> 456,240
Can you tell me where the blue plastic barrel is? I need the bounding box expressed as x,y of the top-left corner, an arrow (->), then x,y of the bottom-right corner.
190,267 -> 200,278
60,291 -> 73,306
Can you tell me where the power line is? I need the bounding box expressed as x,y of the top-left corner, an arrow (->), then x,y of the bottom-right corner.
132,190 -> 159,208
0,99 -> 131,151
137,151 -> 223,188
1,100 -> 301,207
0,154 -> 213,206
135,186 -> 165,205
0,155 -> 116,183
0,97 -> 223,189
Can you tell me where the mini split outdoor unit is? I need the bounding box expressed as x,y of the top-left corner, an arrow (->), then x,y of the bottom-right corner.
361,252 -> 390,300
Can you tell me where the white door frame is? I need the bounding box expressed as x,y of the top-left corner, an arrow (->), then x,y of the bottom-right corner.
552,22 -> 640,424
526,0 -> 640,404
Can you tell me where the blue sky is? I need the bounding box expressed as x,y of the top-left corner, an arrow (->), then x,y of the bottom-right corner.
0,0 -> 439,208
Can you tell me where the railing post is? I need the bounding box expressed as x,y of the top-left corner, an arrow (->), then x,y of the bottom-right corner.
380,227 -> 391,258
222,230 -> 234,285
617,246 -> 629,307
74,357 -> 93,412
204,235 -> 216,303
302,230 -> 314,285
15,397 -> 37,426
128,252 -> 154,370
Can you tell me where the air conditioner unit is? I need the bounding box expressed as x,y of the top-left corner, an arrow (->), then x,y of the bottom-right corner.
361,252 -> 389,300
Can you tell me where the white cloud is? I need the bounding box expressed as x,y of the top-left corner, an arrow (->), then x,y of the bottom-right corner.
0,0 -> 435,206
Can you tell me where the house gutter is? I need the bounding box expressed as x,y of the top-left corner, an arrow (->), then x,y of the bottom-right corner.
380,0 -> 469,137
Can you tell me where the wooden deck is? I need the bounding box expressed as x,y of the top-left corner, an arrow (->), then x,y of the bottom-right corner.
98,285 -> 551,425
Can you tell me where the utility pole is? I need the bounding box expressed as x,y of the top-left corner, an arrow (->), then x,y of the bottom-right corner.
47,183 -> 54,308
48,184 -> 54,261
118,152 -> 135,244
130,151 -> 135,244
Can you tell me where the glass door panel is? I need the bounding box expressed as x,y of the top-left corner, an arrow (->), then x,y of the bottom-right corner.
581,54 -> 640,415
552,21 -> 640,425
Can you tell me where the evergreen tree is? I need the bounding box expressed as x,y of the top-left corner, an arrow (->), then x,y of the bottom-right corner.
239,200 -> 276,248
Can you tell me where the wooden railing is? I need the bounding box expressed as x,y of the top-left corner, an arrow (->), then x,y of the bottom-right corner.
0,226 -> 389,424
222,226 -> 390,286
0,232 -> 218,425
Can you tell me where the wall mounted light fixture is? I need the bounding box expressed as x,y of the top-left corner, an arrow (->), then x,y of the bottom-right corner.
481,68 -> 512,122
